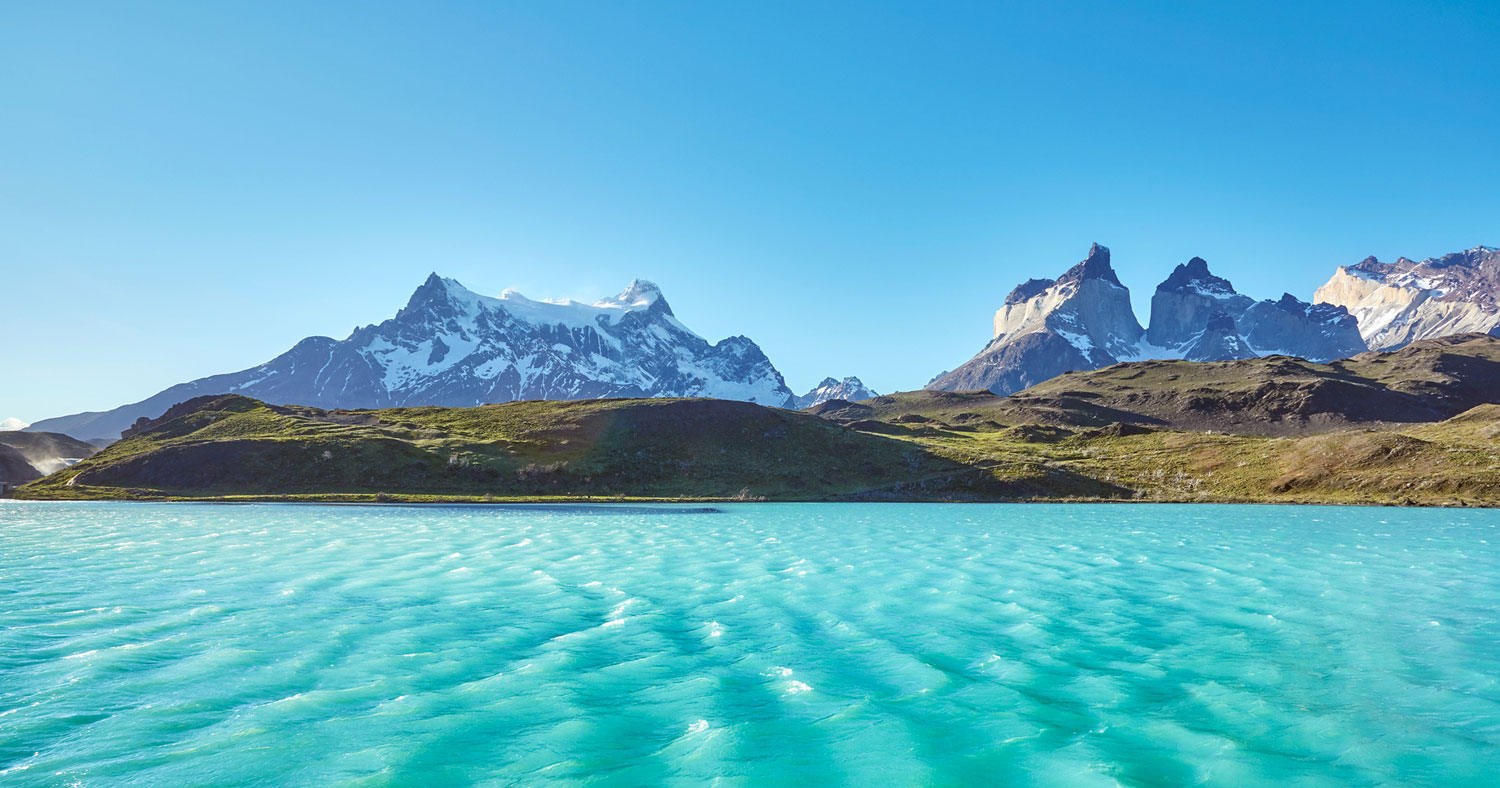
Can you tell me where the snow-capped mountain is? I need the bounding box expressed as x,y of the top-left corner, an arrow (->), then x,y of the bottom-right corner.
0,417 -> 28,431
29,275 -> 796,441
929,246 -> 1368,395
1313,246 -> 1500,350
928,244 -> 1144,394
794,376 -> 878,408
1147,257 -> 1365,362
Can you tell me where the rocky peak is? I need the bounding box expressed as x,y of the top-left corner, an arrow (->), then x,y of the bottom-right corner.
401,272 -> 469,316
1055,243 -> 1122,288
1157,256 -> 1238,296
936,243 -> 1142,396
599,279 -> 671,314
794,376 -> 878,409
1146,256 -> 1252,351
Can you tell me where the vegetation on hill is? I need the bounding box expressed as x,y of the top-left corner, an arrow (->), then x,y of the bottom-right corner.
18,336 -> 1500,506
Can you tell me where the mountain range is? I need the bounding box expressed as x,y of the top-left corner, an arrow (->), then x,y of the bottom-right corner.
20,335 -> 1500,506
24,243 -> 1500,440
929,243 -> 1491,395
29,276 -> 801,441
928,245 -> 1366,394
1313,246 -> 1500,350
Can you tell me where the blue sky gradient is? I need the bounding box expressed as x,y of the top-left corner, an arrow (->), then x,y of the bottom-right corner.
3,1 -> 1498,421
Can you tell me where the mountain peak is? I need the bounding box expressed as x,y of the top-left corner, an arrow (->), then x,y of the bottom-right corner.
1056,243 -> 1122,287
595,278 -> 671,316
605,278 -> 661,305
1157,256 -> 1238,296
794,375 -> 878,408
404,272 -> 470,314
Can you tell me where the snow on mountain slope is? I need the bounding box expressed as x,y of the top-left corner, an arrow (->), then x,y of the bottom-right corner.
0,417 -> 28,431
1313,246 -> 1500,350
794,377 -> 878,408
29,275 -> 795,441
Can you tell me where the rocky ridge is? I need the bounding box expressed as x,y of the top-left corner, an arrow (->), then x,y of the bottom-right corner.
1314,246 -> 1500,350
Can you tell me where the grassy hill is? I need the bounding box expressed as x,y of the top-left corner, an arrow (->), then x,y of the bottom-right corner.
19,336 -> 1500,506
813,333 -> 1500,437
19,394 -> 1120,502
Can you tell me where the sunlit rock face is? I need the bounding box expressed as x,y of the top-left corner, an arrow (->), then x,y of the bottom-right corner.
931,246 -> 1367,396
931,244 -> 1143,395
1315,247 -> 1500,350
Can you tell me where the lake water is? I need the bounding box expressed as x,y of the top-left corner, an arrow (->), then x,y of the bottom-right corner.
2,502 -> 1498,787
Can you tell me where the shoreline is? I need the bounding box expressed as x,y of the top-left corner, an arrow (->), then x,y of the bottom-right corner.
9,490 -> 1496,509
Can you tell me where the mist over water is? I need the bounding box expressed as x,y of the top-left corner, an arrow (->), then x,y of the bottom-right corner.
2,501 -> 1498,786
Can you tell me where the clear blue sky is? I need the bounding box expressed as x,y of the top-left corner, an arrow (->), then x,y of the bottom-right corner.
3,1 -> 1498,422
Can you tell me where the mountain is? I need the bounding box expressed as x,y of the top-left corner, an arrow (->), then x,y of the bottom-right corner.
1146,257 -> 1365,362
28,275 -> 796,441
930,247 -> 1369,395
1313,246 -> 1500,350
794,376 -> 878,408
927,243 -> 1144,394
0,417 -> 28,431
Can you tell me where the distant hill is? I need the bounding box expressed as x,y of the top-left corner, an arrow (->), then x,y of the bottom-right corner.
837,334 -> 1500,437
0,431 -> 99,483
19,394 -> 1047,502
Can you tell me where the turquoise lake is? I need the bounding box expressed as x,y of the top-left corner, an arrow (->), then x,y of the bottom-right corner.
2,502 -> 1498,786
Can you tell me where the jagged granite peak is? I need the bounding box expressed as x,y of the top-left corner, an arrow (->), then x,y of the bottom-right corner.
1055,242 -> 1123,288
1156,257 -> 1242,298
28,275 -> 795,441
794,376 -> 878,409
1314,246 -> 1500,350
932,246 -> 1378,395
1239,293 -> 1366,361
930,244 -> 1143,395
1146,257 -> 1363,362
1147,256 -> 1254,351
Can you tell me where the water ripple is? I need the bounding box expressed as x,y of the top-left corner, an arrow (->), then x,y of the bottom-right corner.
1,501 -> 1498,786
